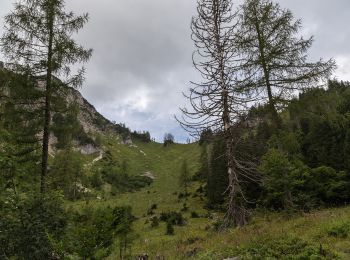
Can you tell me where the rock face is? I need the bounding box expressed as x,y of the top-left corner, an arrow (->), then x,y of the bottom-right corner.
79,144 -> 100,155
141,172 -> 155,180
0,68 -> 134,153
66,87 -> 116,135
122,135 -> 133,145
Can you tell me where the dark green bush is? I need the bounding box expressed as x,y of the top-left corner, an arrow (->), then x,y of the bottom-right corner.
150,216 -> 159,228
160,211 -> 185,226
327,222 -> 350,238
89,171 -> 103,189
0,192 -> 67,260
103,170 -> 153,193
237,237 -> 337,259
67,205 -> 135,259
147,204 -> 158,215
260,149 -> 350,211
166,221 -> 174,235
181,202 -> 189,212
191,211 -> 200,218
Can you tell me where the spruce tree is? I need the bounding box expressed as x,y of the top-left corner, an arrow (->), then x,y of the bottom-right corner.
0,70 -> 42,194
179,159 -> 190,195
1,0 -> 92,193
207,137 -> 228,208
237,0 -> 335,127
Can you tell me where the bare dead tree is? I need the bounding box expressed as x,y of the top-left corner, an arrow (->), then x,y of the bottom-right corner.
236,0 -> 336,128
178,0 -> 259,227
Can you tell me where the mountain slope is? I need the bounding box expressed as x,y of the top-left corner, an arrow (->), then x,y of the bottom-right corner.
3,65 -> 350,259
70,135 -> 350,259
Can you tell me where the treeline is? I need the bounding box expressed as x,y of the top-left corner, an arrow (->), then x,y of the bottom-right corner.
112,122 -> 152,143
199,80 -> 350,213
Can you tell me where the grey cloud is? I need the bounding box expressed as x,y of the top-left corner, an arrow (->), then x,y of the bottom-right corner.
1,0 -> 350,141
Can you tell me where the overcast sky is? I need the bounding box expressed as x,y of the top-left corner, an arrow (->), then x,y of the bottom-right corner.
1,0 -> 350,142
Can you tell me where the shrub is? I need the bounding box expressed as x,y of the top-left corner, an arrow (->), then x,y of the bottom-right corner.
67,205 -> 135,259
0,192 -> 67,259
212,219 -> 225,231
178,192 -> 186,199
147,204 -> 158,215
89,171 -> 103,189
160,211 -> 185,226
327,222 -> 350,238
191,211 -> 200,218
196,185 -> 204,194
150,216 -> 159,228
163,133 -> 174,147
181,203 -> 189,212
103,169 -> 153,193
307,166 -> 350,206
260,149 -> 350,210
166,221 -> 174,235
185,236 -> 202,245
237,237 -> 337,259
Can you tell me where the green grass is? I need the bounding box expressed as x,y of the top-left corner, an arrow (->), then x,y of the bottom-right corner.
70,135 -> 350,259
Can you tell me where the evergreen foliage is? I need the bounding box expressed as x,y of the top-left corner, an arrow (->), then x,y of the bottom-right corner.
0,192 -> 67,259
166,221 -> 175,235
67,206 -> 135,259
206,137 -> 228,208
237,0 -> 335,127
94,151 -> 153,193
179,159 -> 190,195
50,147 -> 84,200
200,80 -> 350,212
1,0 -> 92,192
163,133 -> 175,146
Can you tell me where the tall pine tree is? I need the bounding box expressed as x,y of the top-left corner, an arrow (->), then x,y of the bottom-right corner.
237,0 -> 335,127
1,0 -> 92,193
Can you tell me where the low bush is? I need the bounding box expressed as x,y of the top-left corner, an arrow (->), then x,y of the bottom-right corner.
327,221 -> 350,238
103,170 -> 153,193
237,237 -> 337,259
66,205 -> 135,259
181,203 -> 189,212
191,211 -> 200,218
0,192 -> 67,259
166,221 -> 175,235
160,211 -> 185,226
150,216 -> 159,228
147,203 -> 158,215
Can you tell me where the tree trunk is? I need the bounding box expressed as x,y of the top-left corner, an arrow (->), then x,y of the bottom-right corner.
212,0 -> 247,227
254,15 -> 281,129
41,3 -> 55,194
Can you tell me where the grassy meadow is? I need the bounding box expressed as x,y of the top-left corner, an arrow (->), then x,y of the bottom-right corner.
66,135 -> 350,259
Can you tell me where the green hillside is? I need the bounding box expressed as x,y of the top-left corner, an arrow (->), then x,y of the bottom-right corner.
3,74 -> 350,259
76,139 -> 205,258
67,136 -> 350,259
74,137 -> 202,216
3,67 -> 350,259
